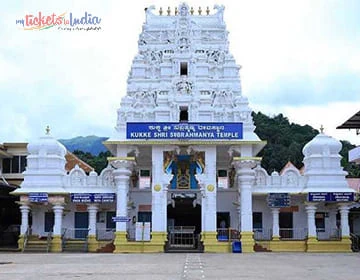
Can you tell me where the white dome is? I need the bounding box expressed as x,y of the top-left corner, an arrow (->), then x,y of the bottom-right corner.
302,132 -> 342,157
28,133 -> 67,157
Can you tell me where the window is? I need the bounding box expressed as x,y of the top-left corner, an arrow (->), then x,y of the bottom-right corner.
2,156 -> 27,174
253,212 -> 262,230
3,159 -> 11,173
180,62 -> 188,76
217,170 -> 227,177
44,212 -> 54,232
140,170 -> 150,177
138,212 -> 152,223
106,211 -> 116,229
179,107 -> 189,122
315,212 -> 326,232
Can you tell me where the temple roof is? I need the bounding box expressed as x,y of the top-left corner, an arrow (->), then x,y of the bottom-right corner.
337,110 -> 360,129
65,152 -> 94,173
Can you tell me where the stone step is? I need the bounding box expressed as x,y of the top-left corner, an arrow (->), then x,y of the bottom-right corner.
63,241 -> 87,252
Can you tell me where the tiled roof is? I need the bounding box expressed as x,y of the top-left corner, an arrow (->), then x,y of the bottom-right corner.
65,152 -> 94,173
346,178 -> 360,192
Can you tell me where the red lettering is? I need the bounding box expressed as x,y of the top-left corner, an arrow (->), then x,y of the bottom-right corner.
25,15 -> 33,26
56,17 -> 63,25
46,16 -> 52,25
51,13 -> 56,25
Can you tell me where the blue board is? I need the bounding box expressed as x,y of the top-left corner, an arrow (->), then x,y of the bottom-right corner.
308,192 -> 354,202
126,122 -> 243,140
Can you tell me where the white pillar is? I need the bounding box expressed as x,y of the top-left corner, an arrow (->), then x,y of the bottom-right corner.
52,204 -> 64,236
305,204 -> 317,238
111,160 -> 134,232
271,208 -> 280,239
151,146 -> 166,233
87,204 -> 98,236
235,160 -> 256,233
20,204 -> 30,235
339,204 -> 350,237
201,146 -> 217,233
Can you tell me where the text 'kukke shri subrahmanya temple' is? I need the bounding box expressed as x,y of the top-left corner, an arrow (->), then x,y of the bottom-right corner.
12,3 -> 356,253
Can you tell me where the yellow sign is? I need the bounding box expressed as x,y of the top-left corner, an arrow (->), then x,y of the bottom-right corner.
154,184 -> 161,192
207,184 -> 215,192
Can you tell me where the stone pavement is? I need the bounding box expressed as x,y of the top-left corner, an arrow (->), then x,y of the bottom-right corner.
0,253 -> 359,280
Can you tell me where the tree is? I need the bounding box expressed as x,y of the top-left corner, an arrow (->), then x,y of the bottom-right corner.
252,111 -> 359,177
73,150 -> 112,174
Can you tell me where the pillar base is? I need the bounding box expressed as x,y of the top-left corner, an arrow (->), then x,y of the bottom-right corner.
17,234 -> 24,251
272,236 -> 280,241
51,235 -> 62,252
240,231 -> 255,253
113,231 -> 128,253
201,231 -> 230,253
306,236 -> 352,252
87,235 -> 99,253
113,231 -> 167,253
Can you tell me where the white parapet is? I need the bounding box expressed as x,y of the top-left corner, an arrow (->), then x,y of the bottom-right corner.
349,146 -> 360,164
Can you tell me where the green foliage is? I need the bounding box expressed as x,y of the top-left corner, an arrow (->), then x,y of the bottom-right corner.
73,150 -> 112,174
253,112 -> 319,173
340,140 -> 360,178
253,111 -> 359,178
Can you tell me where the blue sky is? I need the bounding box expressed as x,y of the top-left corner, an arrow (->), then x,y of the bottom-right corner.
1,0 -> 360,145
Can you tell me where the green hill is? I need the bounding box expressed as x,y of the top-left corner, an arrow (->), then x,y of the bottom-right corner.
59,136 -> 108,156
253,112 -> 359,177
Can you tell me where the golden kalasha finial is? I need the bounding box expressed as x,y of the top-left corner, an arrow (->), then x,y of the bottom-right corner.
190,7 -> 194,15
206,6 -> 210,15
167,7 -> 171,16
159,7 -> 163,15
175,7 -> 178,15
198,7 -> 202,15
45,125 -> 50,135
320,125 -> 324,133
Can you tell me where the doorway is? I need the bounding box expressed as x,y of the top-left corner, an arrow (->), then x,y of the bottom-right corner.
279,212 -> 293,239
167,197 -> 201,250
74,212 -> 89,239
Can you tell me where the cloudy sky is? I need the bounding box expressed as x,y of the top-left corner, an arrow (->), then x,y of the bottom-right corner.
1,0 -> 360,145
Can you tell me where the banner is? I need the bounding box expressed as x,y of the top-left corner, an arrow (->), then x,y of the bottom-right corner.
126,122 -> 243,140
71,193 -> 115,203
308,192 -> 354,202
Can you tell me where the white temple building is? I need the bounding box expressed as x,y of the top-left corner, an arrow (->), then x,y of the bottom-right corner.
12,3 -> 355,253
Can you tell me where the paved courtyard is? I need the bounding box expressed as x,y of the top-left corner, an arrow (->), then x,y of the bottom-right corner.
0,253 -> 359,280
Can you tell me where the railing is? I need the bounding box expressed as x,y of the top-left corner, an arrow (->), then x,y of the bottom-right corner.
317,228 -> 341,241
22,227 -> 30,253
96,228 -> 115,241
62,228 -> 90,252
217,228 -> 240,241
168,226 -> 196,248
61,228 -> 67,250
280,228 -> 307,240
253,228 -> 272,241
350,233 -> 360,252
46,231 -> 52,253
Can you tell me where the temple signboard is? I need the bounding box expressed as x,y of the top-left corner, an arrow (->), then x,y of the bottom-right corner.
126,122 -> 243,140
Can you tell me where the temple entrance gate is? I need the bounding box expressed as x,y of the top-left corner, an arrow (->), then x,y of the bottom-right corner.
166,193 -> 202,252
